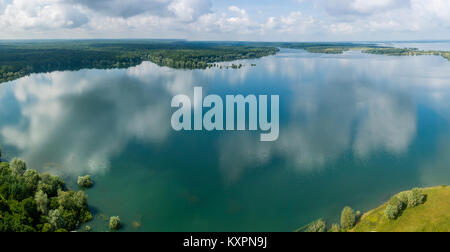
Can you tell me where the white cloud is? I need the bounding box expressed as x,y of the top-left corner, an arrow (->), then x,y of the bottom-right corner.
69,0 -> 211,20
0,0 -> 450,41
411,0 -> 450,28
319,0 -> 410,17
0,0 -> 88,29
168,0 -> 211,22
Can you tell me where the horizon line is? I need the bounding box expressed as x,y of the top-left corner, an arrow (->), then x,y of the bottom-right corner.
0,38 -> 450,44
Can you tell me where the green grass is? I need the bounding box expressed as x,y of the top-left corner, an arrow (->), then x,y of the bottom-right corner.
353,186 -> 450,232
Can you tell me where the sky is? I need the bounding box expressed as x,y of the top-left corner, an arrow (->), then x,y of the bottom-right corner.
0,0 -> 449,41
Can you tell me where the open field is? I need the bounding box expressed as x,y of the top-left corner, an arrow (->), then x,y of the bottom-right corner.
353,186 -> 450,232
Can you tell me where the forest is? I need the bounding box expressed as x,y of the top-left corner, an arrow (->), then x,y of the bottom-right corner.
0,40 -> 279,83
0,147 -> 92,232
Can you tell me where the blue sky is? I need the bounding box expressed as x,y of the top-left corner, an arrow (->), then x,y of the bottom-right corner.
0,0 -> 449,41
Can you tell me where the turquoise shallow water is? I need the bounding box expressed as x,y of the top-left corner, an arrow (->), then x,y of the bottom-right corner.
1,49 -> 450,231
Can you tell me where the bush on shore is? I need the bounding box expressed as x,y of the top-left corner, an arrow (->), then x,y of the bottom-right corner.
341,206 -> 356,229
385,188 -> 426,220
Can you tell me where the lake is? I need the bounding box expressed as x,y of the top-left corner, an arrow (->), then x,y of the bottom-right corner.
1,48 -> 450,231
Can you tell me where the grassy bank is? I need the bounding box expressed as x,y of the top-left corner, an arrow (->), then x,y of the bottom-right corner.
353,186 -> 450,232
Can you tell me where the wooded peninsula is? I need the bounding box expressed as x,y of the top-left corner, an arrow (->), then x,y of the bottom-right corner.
0,40 -> 279,83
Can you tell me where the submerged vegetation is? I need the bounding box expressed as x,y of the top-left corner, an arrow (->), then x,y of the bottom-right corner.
109,216 -> 121,231
77,175 -> 93,188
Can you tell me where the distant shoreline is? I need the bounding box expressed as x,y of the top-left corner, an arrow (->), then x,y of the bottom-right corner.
2,40 -> 450,85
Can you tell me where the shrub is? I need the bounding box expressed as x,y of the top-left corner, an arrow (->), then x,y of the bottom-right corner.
42,223 -> 54,232
0,162 -> 9,173
397,192 -> 409,206
384,196 -> 406,220
340,206 -> 356,229
77,175 -> 93,188
304,219 -> 327,232
329,224 -> 341,233
407,188 -> 425,208
110,216 -> 121,231
385,204 -> 399,220
10,158 -> 27,177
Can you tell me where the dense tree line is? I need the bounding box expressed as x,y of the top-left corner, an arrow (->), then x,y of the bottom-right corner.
2,40 -> 448,84
384,188 -> 425,220
0,40 -> 279,84
281,42 -> 450,60
0,147 -> 92,232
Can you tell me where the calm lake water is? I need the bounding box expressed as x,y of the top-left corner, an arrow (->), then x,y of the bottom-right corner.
1,49 -> 450,231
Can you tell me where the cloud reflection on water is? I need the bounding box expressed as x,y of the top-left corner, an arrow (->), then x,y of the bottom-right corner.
2,51 -> 450,181
1,64 -> 192,175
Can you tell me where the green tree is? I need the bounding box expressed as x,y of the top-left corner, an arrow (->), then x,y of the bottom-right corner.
34,190 -> 48,214
57,190 -> 88,210
42,223 -> 54,232
304,219 -> 327,232
0,162 -> 9,174
48,209 -> 65,230
38,173 -> 64,197
407,188 -> 426,208
24,169 -> 40,191
10,158 -> 27,177
384,196 -> 406,220
21,197 -> 39,220
329,224 -> 341,233
340,206 -> 356,229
